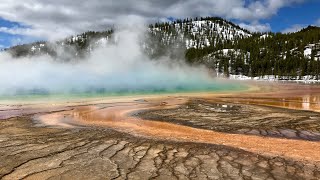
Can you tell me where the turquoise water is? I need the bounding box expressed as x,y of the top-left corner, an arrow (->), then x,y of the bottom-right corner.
0,80 -> 247,103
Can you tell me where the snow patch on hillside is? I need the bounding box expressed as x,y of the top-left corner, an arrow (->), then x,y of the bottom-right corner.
230,74 -> 320,83
151,20 -> 251,49
303,43 -> 320,61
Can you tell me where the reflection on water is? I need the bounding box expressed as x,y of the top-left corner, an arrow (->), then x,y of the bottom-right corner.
266,95 -> 320,111
227,94 -> 320,111
70,105 -> 126,122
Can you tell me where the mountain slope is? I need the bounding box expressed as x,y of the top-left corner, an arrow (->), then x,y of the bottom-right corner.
192,25 -> 320,79
3,17 -> 320,80
149,17 -> 251,49
5,17 -> 251,59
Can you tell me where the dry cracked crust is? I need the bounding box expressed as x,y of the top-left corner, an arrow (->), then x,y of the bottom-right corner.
0,117 -> 320,180
137,99 -> 320,141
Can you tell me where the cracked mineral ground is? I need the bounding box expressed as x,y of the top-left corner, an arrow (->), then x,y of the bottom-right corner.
1,117 -> 320,180
1,83 -> 320,179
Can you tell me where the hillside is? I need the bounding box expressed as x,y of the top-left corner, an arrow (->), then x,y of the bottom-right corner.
191,25 -> 320,79
149,17 -> 251,49
6,30 -> 114,60
5,17 -> 251,59
3,17 -> 320,80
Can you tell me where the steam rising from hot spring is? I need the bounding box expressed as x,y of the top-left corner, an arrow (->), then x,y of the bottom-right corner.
0,25 -> 235,96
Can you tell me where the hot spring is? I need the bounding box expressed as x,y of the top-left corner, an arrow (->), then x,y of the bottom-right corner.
0,28 -> 248,103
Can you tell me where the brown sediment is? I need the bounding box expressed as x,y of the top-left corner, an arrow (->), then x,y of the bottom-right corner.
35,82 -> 320,164
2,82 -> 320,179
213,82 -> 320,112
220,96 -> 320,112
2,117 -> 319,179
38,91 -> 320,163
138,98 -> 320,141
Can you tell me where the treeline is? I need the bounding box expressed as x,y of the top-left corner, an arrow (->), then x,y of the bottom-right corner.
65,29 -> 114,49
186,26 -> 320,79
150,16 -> 250,34
4,16 -> 320,79
6,29 -> 114,58
148,16 -> 251,59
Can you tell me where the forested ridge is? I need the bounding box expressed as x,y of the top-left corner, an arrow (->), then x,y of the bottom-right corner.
184,25 -> 320,79
4,17 -> 320,79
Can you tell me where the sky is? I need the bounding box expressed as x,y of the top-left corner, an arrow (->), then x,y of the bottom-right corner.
0,0 -> 319,48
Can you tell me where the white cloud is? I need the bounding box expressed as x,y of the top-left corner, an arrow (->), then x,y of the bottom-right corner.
239,22 -> 271,32
281,18 -> 320,34
316,18 -> 320,26
282,24 -> 305,33
0,0 -> 307,41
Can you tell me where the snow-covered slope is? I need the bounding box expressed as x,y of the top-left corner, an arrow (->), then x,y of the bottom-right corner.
304,43 -> 320,60
150,19 -> 251,49
6,17 -> 252,59
4,19 -> 320,81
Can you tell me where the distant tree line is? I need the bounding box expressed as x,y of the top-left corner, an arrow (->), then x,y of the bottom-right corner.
4,17 -> 320,79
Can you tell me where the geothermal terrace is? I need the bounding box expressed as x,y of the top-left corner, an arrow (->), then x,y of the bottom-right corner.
1,82 -> 320,179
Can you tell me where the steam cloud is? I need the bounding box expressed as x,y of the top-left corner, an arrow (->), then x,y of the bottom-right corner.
0,19 -> 237,96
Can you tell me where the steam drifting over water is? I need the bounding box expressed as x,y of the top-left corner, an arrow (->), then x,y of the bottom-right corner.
0,21 -> 241,96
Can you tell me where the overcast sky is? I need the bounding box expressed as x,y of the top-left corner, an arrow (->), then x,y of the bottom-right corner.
0,0 -> 319,48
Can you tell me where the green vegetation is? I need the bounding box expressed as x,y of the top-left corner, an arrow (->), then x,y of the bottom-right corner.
181,25 -> 320,78
4,17 -> 320,79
